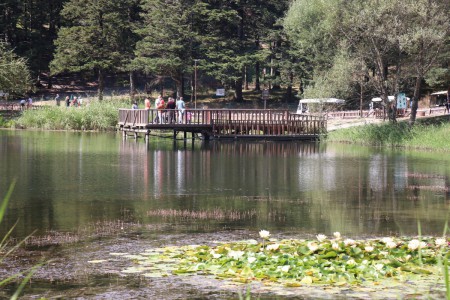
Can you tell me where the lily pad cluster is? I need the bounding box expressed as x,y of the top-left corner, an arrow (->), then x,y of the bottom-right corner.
100,232 -> 450,287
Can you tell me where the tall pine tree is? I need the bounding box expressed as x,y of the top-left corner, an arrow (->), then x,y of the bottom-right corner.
51,0 -> 139,100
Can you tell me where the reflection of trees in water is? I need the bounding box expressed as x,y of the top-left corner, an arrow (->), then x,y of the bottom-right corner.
116,140 -> 450,236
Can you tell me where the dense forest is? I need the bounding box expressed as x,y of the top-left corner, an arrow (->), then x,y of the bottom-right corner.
1,0 -> 449,121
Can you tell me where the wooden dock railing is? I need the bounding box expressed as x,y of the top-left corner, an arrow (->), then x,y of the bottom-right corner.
118,108 -> 326,139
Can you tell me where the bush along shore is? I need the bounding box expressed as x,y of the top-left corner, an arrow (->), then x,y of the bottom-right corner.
13,99 -> 128,131
326,117 -> 450,152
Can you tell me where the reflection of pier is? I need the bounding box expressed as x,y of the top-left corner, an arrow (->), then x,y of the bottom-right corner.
118,109 -> 326,140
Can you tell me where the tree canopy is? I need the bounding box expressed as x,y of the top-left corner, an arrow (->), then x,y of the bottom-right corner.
0,0 -> 448,112
0,43 -> 32,97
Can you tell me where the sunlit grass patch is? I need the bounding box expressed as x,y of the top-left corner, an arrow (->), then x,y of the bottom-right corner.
327,120 -> 450,152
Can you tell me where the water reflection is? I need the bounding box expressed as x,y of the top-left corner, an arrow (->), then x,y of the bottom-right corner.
0,130 -> 449,239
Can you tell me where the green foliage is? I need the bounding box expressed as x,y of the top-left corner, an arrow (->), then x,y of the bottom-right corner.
0,116 -> 12,128
50,0 -> 140,99
283,0 -> 340,78
0,43 -> 33,97
51,0 -> 138,74
303,47 -> 357,99
284,0 -> 449,116
15,99 -> 127,130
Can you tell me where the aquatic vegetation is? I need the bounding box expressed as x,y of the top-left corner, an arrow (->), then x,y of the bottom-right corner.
98,231 -> 450,296
147,208 -> 258,221
327,121 -> 450,152
14,99 -> 127,131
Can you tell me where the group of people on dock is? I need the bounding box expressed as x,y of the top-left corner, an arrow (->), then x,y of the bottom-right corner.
19,97 -> 33,110
63,95 -> 82,107
132,95 -> 189,124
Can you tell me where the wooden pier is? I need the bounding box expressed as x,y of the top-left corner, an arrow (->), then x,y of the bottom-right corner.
118,109 -> 326,141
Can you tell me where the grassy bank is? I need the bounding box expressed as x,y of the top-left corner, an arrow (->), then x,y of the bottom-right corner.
13,98 -> 128,131
326,117 -> 450,152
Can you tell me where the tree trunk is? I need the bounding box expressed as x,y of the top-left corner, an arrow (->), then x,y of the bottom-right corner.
98,69 -> 104,101
271,40 -> 282,90
180,72 -> 185,98
409,75 -> 422,127
244,66 -> 249,90
234,78 -> 243,102
255,61 -> 261,91
173,73 -> 183,99
129,71 -> 136,99
47,75 -> 52,89
286,71 -> 294,103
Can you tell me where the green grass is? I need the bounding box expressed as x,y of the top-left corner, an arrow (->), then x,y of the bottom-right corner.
14,98 -> 128,131
327,118 -> 450,152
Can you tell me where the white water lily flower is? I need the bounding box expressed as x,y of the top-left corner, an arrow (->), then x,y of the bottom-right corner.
344,239 -> 356,246
405,254 -> 412,261
375,263 -> 384,271
382,237 -> 394,244
436,238 -> 447,247
259,230 -> 271,239
333,232 -> 341,240
420,241 -> 427,249
281,265 -> 290,273
316,234 -> 327,242
248,256 -> 257,264
408,239 -> 420,250
266,244 -> 280,251
332,243 -> 340,250
307,242 -> 319,252
386,241 -> 397,249
228,250 -> 245,260
210,250 -> 221,259
347,259 -> 356,266
365,246 -> 374,252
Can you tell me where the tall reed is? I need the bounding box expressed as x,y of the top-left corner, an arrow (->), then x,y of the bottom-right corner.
327,120 -> 450,151
0,181 -> 41,300
14,98 -> 129,131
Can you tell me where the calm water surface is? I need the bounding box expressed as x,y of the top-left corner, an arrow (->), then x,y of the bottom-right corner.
1,130 -> 449,239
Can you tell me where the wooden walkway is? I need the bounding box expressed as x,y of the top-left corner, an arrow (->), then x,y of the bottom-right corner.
118,109 -> 326,140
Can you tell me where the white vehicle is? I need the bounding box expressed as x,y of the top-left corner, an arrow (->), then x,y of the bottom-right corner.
296,98 -> 345,114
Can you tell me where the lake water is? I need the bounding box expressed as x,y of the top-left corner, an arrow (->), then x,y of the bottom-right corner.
1,130 -> 449,239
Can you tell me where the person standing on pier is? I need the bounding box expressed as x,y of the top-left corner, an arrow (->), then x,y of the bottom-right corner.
157,97 -> 166,123
153,96 -> 162,123
176,97 -> 185,123
166,97 -> 176,123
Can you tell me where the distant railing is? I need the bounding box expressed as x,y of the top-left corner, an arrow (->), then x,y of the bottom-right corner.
0,102 -> 43,111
